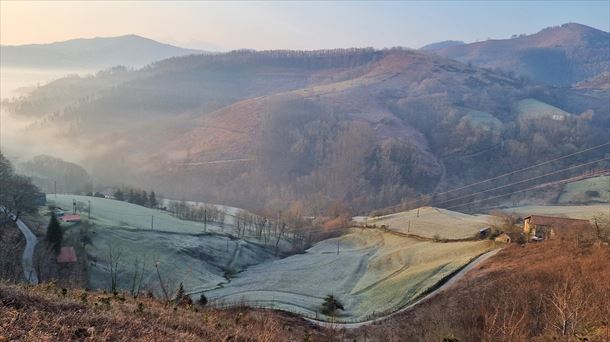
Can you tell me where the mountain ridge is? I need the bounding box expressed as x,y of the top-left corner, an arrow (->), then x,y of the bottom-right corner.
1,34 -> 205,69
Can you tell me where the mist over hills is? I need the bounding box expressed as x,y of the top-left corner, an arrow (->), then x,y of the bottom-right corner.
3,24 -> 609,214
0,35 -> 204,69
431,23 -> 609,86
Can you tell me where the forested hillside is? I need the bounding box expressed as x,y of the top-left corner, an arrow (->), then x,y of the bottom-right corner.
4,47 -> 609,214
432,23 -> 610,86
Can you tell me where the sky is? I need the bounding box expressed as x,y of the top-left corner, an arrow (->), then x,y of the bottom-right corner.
1,1 -> 609,50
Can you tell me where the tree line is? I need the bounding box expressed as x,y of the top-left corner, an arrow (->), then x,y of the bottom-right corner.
113,187 -> 158,208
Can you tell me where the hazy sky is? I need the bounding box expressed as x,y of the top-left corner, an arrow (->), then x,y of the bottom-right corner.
1,1 -> 609,50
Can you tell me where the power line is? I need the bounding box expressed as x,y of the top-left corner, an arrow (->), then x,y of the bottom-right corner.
428,158 -> 609,209
384,142 -> 610,212
443,169 -> 610,212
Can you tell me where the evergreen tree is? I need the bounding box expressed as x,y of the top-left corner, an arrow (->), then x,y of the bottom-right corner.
141,190 -> 148,206
45,213 -> 63,254
321,294 -> 344,316
113,189 -> 124,201
128,188 -> 135,203
148,191 -> 157,208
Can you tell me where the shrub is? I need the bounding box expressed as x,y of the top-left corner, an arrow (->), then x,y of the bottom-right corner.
585,190 -> 600,198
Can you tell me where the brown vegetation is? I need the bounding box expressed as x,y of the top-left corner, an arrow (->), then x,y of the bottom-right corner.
0,282 -> 326,342
346,235 -> 610,341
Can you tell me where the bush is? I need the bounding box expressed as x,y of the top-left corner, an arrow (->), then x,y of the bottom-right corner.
198,293 -> 208,307
585,190 -> 600,198
321,294 -> 344,316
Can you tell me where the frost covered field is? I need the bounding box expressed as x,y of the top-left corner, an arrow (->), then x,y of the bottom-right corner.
206,229 -> 493,322
48,195 -> 494,322
47,195 -> 279,294
363,207 -> 491,240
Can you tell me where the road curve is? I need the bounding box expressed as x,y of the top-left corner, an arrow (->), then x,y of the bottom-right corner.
305,248 -> 501,329
14,216 -> 39,284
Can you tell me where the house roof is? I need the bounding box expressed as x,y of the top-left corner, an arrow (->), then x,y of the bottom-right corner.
524,215 -> 590,226
59,214 -> 81,222
56,247 -> 77,263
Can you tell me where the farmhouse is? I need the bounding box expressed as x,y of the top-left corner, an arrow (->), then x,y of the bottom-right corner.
523,215 -> 591,239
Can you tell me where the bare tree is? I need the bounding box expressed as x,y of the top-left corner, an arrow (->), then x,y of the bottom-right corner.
107,244 -> 123,293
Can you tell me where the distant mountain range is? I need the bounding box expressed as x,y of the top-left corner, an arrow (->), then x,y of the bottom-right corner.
0,35 -> 204,69
428,23 -> 609,86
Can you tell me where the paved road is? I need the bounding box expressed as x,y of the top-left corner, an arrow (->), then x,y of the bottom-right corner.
305,248 -> 501,329
11,214 -> 39,284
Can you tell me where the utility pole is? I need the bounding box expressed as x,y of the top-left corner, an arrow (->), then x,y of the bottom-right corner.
151,215 -> 154,230
88,200 -> 91,219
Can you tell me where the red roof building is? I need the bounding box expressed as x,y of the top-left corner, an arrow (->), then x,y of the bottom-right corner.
56,247 -> 77,263
59,214 -> 81,223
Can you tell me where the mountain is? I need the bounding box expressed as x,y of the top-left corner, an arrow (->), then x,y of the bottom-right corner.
0,35 -> 204,69
3,47 -> 608,214
431,23 -> 610,86
420,40 -> 465,51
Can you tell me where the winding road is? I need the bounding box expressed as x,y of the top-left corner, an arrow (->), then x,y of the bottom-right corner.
3,208 -> 40,285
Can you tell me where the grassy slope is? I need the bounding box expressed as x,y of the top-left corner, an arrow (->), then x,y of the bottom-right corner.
364,207 -> 491,240
346,238 -> 610,341
47,195 -> 278,296
502,203 -> 608,220
206,229 -> 493,322
558,175 -> 610,203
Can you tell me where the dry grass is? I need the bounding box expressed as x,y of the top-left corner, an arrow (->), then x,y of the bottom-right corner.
346,237 -> 610,341
0,282 -> 327,342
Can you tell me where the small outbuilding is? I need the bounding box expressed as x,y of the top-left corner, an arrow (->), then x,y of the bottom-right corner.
56,247 -> 77,263
59,214 -> 81,223
494,233 -> 511,243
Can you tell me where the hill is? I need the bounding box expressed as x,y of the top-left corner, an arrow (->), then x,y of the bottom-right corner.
0,35 -> 203,69
3,47 -> 609,214
432,23 -> 610,86
420,40 -> 465,51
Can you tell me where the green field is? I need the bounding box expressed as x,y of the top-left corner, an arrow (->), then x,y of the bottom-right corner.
516,98 -> 572,121
502,204 -> 608,220
558,175 -> 610,204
